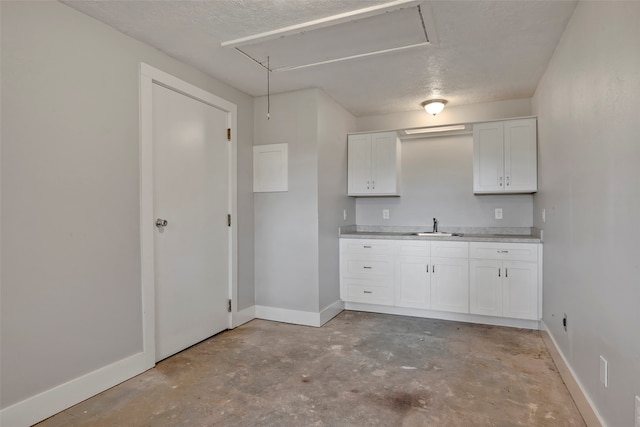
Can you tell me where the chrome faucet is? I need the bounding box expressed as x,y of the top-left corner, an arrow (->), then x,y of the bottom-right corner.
433,217 -> 438,233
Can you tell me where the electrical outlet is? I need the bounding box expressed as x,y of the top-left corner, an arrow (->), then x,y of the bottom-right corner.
382,209 -> 389,220
634,395 -> 640,427
563,314 -> 567,331
343,209 -> 347,221
542,208 -> 546,223
599,356 -> 608,388
495,208 -> 503,219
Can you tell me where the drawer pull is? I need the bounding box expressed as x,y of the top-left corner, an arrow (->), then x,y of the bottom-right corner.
363,291 -> 373,294
363,245 -> 372,248
363,266 -> 373,269
497,250 -> 509,253
498,268 -> 501,277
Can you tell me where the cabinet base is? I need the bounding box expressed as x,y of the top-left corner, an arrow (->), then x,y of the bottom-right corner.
343,302 -> 541,330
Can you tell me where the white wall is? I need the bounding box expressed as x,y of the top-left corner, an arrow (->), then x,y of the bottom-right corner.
355,100 -> 534,229
355,134 -> 533,229
317,91 -> 356,310
254,89 -> 355,315
532,2 -> 640,426
254,90 -> 320,312
0,0 -> 254,412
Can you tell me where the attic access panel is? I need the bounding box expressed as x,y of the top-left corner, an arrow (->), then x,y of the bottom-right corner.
222,1 -> 434,71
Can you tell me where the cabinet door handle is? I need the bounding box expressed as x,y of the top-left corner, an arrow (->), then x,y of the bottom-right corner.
366,180 -> 370,190
432,265 -> 435,274
506,176 -> 510,186
499,176 -> 503,186
426,265 -> 429,273
505,268 -> 508,278
363,291 -> 373,294
497,250 -> 509,253
363,266 -> 372,269
498,268 -> 501,277
363,245 -> 372,248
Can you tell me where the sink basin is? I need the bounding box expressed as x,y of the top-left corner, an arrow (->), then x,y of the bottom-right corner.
413,232 -> 462,237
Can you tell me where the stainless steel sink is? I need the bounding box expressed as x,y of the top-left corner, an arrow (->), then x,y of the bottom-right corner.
413,232 -> 462,237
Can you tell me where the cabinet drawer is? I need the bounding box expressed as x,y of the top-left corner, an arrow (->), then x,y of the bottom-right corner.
394,240 -> 430,257
343,283 -> 394,305
431,241 -> 469,258
341,254 -> 393,279
340,238 -> 394,255
470,242 -> 537,262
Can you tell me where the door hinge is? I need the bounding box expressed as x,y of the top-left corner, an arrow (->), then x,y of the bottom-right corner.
228,299 -> 232,312
227,128 -> 231,141
227,214 -> 231,227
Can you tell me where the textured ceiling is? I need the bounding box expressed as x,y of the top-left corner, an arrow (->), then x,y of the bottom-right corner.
61,0 -> 577,117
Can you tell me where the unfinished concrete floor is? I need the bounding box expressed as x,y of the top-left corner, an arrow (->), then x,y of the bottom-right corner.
37,311 -> 585,426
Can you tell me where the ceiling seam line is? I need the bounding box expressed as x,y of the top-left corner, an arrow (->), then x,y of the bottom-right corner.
417,5 -> 429,43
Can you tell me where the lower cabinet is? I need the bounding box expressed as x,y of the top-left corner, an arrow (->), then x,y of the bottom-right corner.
339,239 -> 394,305
340,238 -> 541,322
394,241 -> 469,313
395,256 -> 469,313
469,259 -> 538,320
469,242 -> 539,320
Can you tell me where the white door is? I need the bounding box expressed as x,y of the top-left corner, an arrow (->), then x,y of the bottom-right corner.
469,259 -> 503,316
153,83 -> 229,361
502,261 -> 538,320
347,134 -> 372,195
371,132 -> 398,195
430,257 -> 470,314
504,118 -> 537,192
473,121 -> 504,193
395,256 -> 431,309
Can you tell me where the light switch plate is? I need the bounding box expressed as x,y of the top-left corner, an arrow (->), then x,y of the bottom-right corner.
542,208 -> 546,223
495,208 -> 503,220
599,355 -> 608,388
382,209 -> 389,220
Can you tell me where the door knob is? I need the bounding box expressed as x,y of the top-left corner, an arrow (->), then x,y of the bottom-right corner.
155,218 -> 168,228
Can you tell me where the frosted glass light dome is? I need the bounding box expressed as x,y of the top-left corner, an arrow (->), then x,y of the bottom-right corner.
421,99 -> 447,116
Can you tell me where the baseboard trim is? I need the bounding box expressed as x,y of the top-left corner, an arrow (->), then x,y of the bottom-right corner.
319,300 -> 344,326
232,305 -> 256,328
540,322 -> 605,427
0,352 -> 147,427
255,305 -> 322,327
344,302 -> 541,330
254,301 -> 344,328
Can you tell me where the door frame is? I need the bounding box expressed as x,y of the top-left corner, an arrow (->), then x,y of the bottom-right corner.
139,63 -> 237,369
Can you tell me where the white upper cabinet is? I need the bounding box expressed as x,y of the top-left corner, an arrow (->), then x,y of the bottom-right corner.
348,131 -> 401,196
473,118 -> 537,194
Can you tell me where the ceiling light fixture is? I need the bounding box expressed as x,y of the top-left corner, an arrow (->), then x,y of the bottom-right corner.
421,99 -> 447,116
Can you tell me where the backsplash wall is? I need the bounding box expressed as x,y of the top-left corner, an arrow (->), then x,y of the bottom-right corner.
355,134 -> 534,229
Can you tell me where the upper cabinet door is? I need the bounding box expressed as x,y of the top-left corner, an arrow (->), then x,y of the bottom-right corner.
371,132 -> 401,195
473,118 -> 537,194
504,119 -> 537,193
347,134 -> 372,195
473,122 -> 505,193
347,131 -> 401,196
